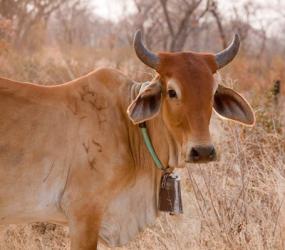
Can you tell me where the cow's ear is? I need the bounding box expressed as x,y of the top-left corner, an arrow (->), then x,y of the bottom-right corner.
213,85 -> 255,126
127,81 -> 162,124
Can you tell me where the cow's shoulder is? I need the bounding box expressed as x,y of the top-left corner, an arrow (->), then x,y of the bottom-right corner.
66,67 -> 133,111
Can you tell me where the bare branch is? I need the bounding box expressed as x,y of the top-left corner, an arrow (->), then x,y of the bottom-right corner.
159,0 -> 175,38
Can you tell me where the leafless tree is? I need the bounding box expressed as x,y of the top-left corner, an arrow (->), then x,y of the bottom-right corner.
208,1 -> 227,49
54,0 -> 94,46
131,0 -> 211,51
0,0 -> 64,48
159,0 -> 210,51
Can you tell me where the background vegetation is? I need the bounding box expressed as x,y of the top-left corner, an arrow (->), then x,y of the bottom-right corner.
0,0 -> 284,249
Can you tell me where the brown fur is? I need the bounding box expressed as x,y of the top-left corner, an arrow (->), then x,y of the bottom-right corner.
158,52 -> 217,146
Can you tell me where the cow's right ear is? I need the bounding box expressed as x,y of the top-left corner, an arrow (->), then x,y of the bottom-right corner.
127,81 -> 162,124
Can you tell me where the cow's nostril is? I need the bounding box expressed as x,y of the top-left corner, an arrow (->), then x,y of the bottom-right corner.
190,148 -> 200,161
209,148 -> 216,160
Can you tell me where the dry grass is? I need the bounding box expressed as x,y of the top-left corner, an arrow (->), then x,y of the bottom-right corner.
0,45 -> 284,250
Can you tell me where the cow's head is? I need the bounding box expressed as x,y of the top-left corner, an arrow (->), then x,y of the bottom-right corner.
128,30 -> 255,165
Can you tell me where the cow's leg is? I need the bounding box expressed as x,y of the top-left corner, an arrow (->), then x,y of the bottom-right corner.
67,203 -> 103,250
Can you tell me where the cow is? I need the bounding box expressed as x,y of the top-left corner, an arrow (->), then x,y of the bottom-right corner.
0,30 -> 255,249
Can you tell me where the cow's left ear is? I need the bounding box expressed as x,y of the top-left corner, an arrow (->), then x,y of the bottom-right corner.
127,81 -> 162,124
213,85 -> 255,126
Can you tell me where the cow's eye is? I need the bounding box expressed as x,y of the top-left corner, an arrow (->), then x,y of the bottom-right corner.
168,89 -> 177,99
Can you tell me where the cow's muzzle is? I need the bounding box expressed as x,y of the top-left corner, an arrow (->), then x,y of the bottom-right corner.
187,145 -> 217,163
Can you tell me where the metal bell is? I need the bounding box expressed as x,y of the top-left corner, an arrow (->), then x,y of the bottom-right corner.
159,172 -> 183,214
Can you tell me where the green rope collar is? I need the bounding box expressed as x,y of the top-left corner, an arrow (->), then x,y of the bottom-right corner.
139,122 -> 168,172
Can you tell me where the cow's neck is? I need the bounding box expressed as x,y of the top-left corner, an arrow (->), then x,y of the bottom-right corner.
99,79 -> 179,247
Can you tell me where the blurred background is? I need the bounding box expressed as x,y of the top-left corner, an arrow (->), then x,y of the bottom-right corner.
0,0 -> 284,249
0,0 -> 285,84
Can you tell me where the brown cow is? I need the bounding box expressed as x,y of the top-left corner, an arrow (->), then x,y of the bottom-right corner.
0,31 -> 254,249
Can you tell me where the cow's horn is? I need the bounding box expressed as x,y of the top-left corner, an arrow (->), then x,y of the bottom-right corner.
215,34 -> 240,69
133,30 -> 160,70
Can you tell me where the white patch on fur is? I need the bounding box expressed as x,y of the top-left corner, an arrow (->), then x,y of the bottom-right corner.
167,78 -> 182,99
213,73 -> 220,94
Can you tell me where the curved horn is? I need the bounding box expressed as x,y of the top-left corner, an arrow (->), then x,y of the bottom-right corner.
133,30 -> 160,70
215,34 -> 240,69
